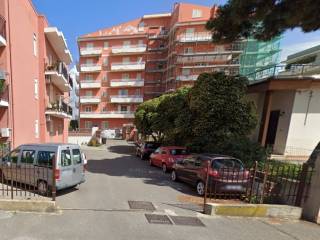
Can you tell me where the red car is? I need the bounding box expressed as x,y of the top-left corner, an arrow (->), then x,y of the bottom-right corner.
149,146 -> 190,173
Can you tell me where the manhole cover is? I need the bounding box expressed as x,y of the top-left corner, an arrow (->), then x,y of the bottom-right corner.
128,201 -> 156,211
170,216 -> 205,227
145,214 -> 173,225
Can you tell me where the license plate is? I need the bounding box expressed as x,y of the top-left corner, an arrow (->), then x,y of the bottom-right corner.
225,185 -> 243,191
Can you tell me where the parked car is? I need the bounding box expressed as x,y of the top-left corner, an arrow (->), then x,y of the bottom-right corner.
171,154 -> 249,196
0,143 -> 86,195
150,146 -> 191,173
135,141 -> 161,160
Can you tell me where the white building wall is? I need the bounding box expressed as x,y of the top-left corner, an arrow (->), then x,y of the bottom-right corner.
285,89 -> 320,156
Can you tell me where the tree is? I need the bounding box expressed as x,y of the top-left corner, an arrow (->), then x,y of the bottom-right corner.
189,72 -> 257,152
206,0 -> 320,43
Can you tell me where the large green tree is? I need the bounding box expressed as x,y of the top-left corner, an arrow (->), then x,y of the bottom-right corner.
189,72 -> 257,151
206,0 -> 320,43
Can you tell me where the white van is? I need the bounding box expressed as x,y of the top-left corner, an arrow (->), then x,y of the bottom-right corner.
0,143 -> 86,195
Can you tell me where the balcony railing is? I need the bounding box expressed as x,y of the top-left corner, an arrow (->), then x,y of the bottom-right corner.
46,62 -> 68,80
176,75 -> 199,81
80,96 -> 101,104
111,44 -> 147,54
148,30 -> 169,39
80,80 -> 101,89
177,55 -> 233,64
177,32 -> 212,42
46,100 -> 72,118
0,15 -> 6,45
110,79 -> 144,87
80,111 -> 135,119
80,47 -> 102,56
111,62 -> 146,71
245,64 -> 320,81
80,63 -> 102,72
110,95 -> 143,103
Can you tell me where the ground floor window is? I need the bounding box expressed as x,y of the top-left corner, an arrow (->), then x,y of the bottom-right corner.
85,121 -> 93,129
101,121 -> 109,130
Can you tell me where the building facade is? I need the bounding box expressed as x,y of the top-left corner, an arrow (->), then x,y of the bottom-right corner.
248,45 -> 320,159
78,3 -> 244,131
0,0 -> 73,148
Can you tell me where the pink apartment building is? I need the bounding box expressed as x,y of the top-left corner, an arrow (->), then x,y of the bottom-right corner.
0,0 -> 73,148
78,3 -> 242,131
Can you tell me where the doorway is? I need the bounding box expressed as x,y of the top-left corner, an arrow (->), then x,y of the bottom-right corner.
265,110 -> 281,148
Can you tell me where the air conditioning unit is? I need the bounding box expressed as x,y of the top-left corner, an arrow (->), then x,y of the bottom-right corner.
1,128 -> 10,138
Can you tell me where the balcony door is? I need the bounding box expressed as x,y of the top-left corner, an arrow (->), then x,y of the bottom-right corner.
123,40 -> 131,48
86,43 -> 94,49
123,57 -> 130,64
119,89 -> 128,96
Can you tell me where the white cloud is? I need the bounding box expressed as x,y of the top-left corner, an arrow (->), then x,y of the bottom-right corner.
281,38 -> 320,62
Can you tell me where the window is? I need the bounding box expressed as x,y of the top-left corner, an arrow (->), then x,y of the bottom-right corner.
122,73 -> 130,80
137,57 -> 143,63
154,148 -> 161,154
37,151 -> 55,167
33,34 -> 37,56
170,149 -> 189,155
212,158 -> 244,170
123,57 -> 130,63
86,59 -> 93,64
9,148 -> 20,164
102,106 -> 107,112
102,91 -> 108,97
186,28 -> 195,36
120,105 -> 128,112
72,149 -> 82,165
103,41 -> 109,49
85,74 -> 93,81
86,43 -> 94,49
85,121 -> 92,129
49,121 -> 54,135
192,9 -> 202,18
103,57 -> 108,66
61,150 -> 72,167
136,73 -> 142,80
184,47 -> 193,54
101,121 -> 109,130
135,89 -> 141,96
85,106 -> 92,112
123,40 -> 131,47
21,150 -> 36,164
119,89 -> 128,96
35,120 -> 39,138
138,40 -> 144,46
85,90 -> 93,96
34,79 -> 39,99
182,69 -> 191,76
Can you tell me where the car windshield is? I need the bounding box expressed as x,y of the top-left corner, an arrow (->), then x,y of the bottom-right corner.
170,149 -> 188,155
212,158 -> 244,170
145,143 -> 159,149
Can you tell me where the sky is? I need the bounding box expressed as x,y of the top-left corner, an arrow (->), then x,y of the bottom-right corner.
33,0 -> 320,64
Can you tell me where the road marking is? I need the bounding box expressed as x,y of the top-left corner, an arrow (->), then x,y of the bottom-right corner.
164,209 -> 178,216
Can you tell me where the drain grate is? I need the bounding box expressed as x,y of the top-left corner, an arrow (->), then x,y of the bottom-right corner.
145,214 -> 173,225
128,201 -> 156,211
170,216 -> 205,227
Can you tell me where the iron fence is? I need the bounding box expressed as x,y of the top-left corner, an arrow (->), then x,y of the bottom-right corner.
203,160 -> 314,208
0,156 -> 56,201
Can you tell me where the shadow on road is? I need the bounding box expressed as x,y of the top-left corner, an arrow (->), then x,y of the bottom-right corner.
107,144 -> 135,155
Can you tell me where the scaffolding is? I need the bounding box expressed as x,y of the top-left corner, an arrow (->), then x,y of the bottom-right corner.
240,36 -> 281,81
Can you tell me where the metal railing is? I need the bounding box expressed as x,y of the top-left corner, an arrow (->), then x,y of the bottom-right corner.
177,32 -> 212,42
0,15 -> 6,40
81,111 -> 134,115
111,78 -> 144,82
46,99 -> 72,116
110,95 -> 143,99
46,62 -> 69,80
0,156 -> 56,201
245,64 -> 320,81
112,44 -> 147,50
111,61 -> 145,66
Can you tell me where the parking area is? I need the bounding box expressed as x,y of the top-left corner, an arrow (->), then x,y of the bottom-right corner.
0,140 -> 320,240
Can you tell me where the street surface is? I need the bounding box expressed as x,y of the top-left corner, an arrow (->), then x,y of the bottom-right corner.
0,140 -> 319,240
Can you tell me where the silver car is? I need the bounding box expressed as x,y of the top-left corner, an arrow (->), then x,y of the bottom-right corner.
0,143 -> 86,195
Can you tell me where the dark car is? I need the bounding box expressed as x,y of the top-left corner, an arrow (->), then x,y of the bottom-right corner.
136,141 -> 161,160
171,154 -> 249,196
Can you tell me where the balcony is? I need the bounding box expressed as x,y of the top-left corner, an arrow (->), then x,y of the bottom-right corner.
176,75 -> 199,81
0,16 -> 7,47
45,100 -> 72,119
148,30 -> 169,39
177,55 -> 233,64
110,95 -> 143,103
0,77 -> 9,107
177,32 -> 212,43
80,47 -> 102,56
80,111 -> 135,119
80,80 -> 101,89
111,44 -> 147,54
45,62 -> 71,92
111,62 -> 146,72
80,96 -> 101,104
80,63 -> 102,72
110,79 -> 144,87
44,27 -> 72,64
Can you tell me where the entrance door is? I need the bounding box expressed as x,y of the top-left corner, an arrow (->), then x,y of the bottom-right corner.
265,110 -> 281,147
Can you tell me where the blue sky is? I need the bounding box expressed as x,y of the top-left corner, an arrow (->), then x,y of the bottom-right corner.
33,0 -> 320,64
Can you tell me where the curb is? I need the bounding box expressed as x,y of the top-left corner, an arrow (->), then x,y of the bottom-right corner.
204,203 -> 302,219
0,199 -> 58,213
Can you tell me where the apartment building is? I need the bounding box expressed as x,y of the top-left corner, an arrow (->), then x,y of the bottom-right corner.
78,3 -> 245,131
0,0 -> 73,148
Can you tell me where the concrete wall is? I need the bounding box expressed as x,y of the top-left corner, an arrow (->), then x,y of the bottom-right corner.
285,89 -> 320,155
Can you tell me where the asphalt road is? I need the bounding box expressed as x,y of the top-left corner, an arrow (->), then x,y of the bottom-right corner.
0,140 -> 319,240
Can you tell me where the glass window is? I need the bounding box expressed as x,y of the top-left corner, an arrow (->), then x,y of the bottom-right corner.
101,121 -> 109,129
72,149 -> 82,165
192,9 -> 202,18
153,147 -> 161,154
170,149 -> 189,155
85,121 -> 92,129
103,41 -> 109,49
37,151 -> 55,167
21,150 -> 35,164
119,89 -> 128,96
120,106 -> 128,112
212,158 -> 244,170
61,150 -> 72,167
9,148 -> 20,164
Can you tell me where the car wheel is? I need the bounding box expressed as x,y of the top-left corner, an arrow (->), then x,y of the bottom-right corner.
37,180 -> 48,196
171,170 -> 178,182
162,164 -> 167,173
196,181 -> 205,196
